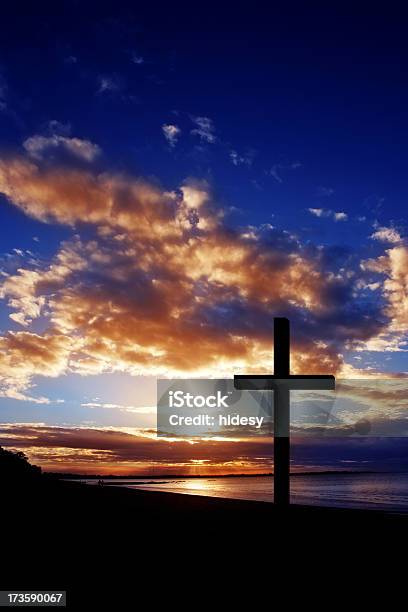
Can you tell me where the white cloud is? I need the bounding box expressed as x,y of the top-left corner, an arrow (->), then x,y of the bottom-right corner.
307,208 -> 348,222
23,134 -> 101,162
371,226 -> 402,244
334,211 -> 348,222
269,162 -> 301,183
190,116 -> 216,143
82,402 -> 155,414
131,53 -> 144,65
229,150 -> 253,166
97,75 -> 121,94
64,55 -> 77,65
162,124 -> 180,148
270,165 -> 283,183
308,208 -> 325,217
47,120 -> 71,136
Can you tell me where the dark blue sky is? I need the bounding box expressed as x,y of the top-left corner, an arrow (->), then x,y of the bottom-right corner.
1,3 -> 407,238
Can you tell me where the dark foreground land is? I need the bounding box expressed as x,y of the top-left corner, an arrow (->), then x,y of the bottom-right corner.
3,479 -> 407,607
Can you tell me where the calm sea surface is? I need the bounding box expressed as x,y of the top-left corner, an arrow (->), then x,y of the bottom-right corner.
82,473 -> 408,511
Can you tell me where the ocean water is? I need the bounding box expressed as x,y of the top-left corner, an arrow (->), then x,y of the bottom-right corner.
83,472 -> 408,512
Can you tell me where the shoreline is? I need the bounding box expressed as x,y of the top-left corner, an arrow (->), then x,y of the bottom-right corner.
91,480 -> 408,513
47,469 -> 397,480
59,471 -> 408,513
81,479 -> 408,515
29,477 -> 408,519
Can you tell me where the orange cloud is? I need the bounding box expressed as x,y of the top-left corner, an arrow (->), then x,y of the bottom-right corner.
0,154 -> 395,400
0,423 -> 273,475
359,246 -> 408,351
0,331 -> 73,401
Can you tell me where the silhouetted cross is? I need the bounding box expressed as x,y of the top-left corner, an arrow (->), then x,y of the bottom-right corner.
234,318 -> 335,506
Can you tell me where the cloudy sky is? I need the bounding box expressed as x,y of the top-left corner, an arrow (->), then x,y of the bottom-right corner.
0,4 -> 407,474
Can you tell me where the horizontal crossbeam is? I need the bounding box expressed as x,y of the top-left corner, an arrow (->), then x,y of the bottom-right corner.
234,374 -> 335,391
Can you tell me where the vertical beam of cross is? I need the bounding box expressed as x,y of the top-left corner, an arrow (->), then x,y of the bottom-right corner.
273,318 -> 290,506
234,317 -> 335,507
